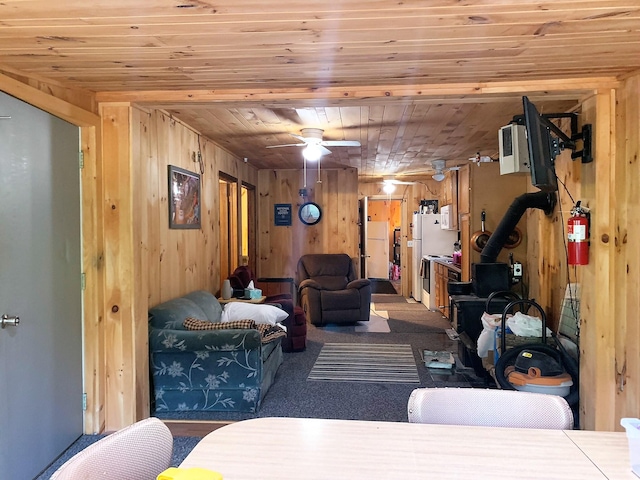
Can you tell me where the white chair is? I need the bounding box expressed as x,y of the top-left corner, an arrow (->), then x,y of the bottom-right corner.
50,417 -> 173,479
407,387 -> 573,430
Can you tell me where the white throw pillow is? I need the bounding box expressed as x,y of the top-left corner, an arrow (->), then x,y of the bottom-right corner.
221,302 -> 288,326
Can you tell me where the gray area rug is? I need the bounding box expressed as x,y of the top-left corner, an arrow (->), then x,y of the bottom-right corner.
369,279 -> 398,294
307,343 -> 420,384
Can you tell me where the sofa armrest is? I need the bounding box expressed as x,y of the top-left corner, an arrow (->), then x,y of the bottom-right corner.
299,278 -> 323,290
149,327 -> 262,352
346,278 -> 371,290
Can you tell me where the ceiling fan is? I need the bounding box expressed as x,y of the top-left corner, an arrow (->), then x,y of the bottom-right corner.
266,128 -> 361,161
431,160 -> 460,181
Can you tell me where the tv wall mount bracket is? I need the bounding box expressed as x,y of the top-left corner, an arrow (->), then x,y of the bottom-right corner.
512,112 -> 593,164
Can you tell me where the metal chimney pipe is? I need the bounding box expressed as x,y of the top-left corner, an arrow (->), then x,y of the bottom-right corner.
480,191 -> 556,263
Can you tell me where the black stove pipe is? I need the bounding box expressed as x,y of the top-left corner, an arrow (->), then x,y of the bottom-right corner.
480,191 -> 557,263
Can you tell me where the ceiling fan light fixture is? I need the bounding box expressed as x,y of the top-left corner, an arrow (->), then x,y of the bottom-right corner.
432,172 -> 445,182
303,143 -> 323,162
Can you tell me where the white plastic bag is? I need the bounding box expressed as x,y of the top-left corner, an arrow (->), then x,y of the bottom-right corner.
477,313 -> 502,358
505,311 -> 552,337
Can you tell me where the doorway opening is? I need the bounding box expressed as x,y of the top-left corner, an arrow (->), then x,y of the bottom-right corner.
219,172 -> 238,285
363,197 -> 403,294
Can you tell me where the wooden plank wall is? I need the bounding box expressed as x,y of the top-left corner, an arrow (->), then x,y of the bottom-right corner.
467,162 -> 529,271
616,74 -> 640,428
131,108 -> 258,309
97,105 -> 258,430
256,167 -> 359,279
526,74 -> 640,429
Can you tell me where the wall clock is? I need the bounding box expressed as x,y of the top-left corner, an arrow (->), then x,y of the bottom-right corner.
298,202 -> 322,225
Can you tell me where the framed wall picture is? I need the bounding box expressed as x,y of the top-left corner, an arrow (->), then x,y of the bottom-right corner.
421,199 -> 439,214
168,165 -> 201,229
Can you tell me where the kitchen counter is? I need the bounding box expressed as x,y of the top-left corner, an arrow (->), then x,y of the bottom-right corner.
431,257 -> 462,274
430,258 -> 463,318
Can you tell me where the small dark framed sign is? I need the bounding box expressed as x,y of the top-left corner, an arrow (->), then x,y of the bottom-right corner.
274,203 -> 292,226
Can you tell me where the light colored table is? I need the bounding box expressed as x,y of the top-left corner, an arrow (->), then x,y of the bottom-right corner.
217,296 -> 266,304
179,417 -> 636,480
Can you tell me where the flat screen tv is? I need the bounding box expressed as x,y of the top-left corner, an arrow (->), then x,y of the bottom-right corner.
522,96 -> 559,192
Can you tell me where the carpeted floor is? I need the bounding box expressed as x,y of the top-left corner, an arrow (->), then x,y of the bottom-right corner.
36,435 -> 201,479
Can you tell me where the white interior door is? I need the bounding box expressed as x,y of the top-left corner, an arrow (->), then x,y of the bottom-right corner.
0,92 -> 83,479
367,221 -> 390,279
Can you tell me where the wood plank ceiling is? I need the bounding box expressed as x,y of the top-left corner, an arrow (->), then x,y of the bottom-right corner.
0,0 -> 638,177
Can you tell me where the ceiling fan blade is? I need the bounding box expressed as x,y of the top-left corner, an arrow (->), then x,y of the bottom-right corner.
320,145 -> 332,155
290,133 -> 306,142
265,143 -> 306,149
320,140 -> 361,147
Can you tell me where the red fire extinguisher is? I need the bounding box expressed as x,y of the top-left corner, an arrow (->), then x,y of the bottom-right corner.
568,201 -> 589,265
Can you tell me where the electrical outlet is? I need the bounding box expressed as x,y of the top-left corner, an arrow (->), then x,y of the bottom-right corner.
513,262 -> 523,277
407,240 -> 414,247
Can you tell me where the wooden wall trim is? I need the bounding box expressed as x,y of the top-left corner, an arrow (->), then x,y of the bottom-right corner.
0,71 -> 99,126
80,125 -> 106,435
95,77 -> 619,105
100,103 -> 143,430
617,74 -> 640,427
588,90 -> 617,430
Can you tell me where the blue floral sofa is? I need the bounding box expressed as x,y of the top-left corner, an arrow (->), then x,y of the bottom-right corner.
148,290 -> 283,413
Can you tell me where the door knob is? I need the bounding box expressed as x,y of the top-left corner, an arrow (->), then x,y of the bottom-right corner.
1,315 -> 20,328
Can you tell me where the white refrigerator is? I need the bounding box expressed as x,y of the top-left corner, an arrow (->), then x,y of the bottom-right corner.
413,212 -> 458,301
420,213 -> 459,309
421,213 -> 458,257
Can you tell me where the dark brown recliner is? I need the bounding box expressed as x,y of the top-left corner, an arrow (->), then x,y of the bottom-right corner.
228,266 -> 307,352
296,254 -> 371,326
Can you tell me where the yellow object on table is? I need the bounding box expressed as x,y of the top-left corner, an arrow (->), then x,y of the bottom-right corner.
158,467 -> 223,480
